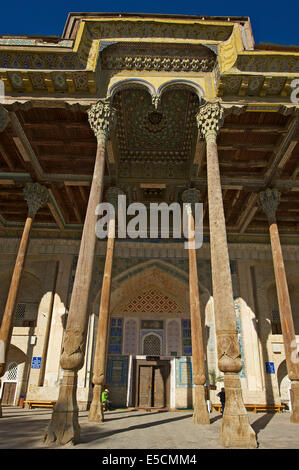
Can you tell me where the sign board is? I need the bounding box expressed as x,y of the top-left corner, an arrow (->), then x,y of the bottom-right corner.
146,356 -> 160,361
31,357 -> 42,369
265,362 -> 275,374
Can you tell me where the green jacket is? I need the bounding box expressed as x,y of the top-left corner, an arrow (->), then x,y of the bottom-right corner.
102,391 -> 109,402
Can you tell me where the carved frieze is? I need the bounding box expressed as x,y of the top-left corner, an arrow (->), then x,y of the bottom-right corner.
102,54 -> 216,72
101,42 -> 217,72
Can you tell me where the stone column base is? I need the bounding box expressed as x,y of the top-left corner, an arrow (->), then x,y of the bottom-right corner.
44,370 -> 80,446
221,373 -> 257,448
193,384 -> 210,424
88,384 -> 104,422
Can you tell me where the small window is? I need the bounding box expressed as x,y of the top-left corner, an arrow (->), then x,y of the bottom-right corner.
143,334 -> 161,356
6,362 -> 18,381
15,303 -> 26,318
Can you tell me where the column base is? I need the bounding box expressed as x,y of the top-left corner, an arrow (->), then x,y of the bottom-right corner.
44,370 -> 80,446
193,384 -> 210,424
221,373 -> 257,448
290,381 -> 299,424
88,384 -> 104,423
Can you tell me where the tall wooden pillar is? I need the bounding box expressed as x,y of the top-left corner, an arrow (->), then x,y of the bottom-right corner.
258,188 -> 299,423
88,187 -> 124,423
0,182 -> 48,417
182,188 -> 210,424
196,102 -> 257,448
44,100 -> 116,445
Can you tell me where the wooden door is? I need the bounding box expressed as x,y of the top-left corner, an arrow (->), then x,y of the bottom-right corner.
153,366 -> 165,407
138,366 -> 153,407
2,382 -> 16,405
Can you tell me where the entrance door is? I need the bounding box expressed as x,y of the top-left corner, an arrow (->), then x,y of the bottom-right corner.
136,360 -> 170,408
1,382 -> 16,405
139,366 -> 153,407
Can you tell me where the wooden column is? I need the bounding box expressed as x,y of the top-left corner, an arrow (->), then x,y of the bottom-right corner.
0,183 -> 48,418
197,102 -> 257,448
44,100 -> 116,445
182,188 -> 210,425
88,187 -> 124,423
258,188 -> 299,423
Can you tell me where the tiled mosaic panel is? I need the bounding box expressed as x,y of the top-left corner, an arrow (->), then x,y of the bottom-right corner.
175,357 -> 193,387
123,289 -> 183,313
106,355 -> 128,385
182,319 -> 192,356
166,320 -> 181,356
123,319 -> 138,355
108,318 -> 123,354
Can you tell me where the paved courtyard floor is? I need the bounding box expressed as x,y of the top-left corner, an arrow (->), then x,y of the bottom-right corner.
0,406 -> 298,450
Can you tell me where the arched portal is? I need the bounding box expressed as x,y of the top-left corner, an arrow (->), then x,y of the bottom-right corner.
91,260 -> 214,410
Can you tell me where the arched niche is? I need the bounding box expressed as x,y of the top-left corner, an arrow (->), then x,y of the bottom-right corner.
0,269 -> 43,327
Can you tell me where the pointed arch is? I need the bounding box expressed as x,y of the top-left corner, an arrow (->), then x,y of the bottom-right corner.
157,79 -> 205,104
107,78 -> 157,103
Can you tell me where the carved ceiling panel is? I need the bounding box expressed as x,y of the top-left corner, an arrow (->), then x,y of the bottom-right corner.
113,87 -> 199,180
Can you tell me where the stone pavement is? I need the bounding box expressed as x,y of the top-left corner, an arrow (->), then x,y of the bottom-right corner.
0,406 -> 298,449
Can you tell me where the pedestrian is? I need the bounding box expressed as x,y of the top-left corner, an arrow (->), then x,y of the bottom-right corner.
102,388 -> 112,411
216,387 -> 225,415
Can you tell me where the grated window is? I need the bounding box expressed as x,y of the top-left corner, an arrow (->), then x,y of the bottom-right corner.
6,362 -> 18,381
15,303 -> 26,318
143,334 -> 161,356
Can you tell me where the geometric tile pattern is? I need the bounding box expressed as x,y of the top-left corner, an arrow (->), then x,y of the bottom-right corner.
123,289 -> 183,313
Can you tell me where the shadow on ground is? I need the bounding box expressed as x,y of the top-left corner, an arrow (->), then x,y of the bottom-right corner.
79,413 -> 194,444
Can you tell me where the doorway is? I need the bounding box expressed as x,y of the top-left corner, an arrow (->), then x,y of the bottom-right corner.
133,359 -> 170,408
1,382 -> 17,405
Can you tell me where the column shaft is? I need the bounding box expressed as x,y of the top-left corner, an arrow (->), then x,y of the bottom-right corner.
197,102 -> 257,447
44,100 -> 116,446
269,222 -> 299,422
0,215 -> 33,376
44,136 -> 106,445
206,133 -> 256,447
187,211 -> 210,424
88,217 -> 115,422
0,182 -> 48,418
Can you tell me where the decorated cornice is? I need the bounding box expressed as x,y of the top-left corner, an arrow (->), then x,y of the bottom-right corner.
0,70 -> 96,94
217,73 -> 298,100
0,38 -> 73,47
236,52 -> 299,73
100,42 -> 216,73
0,15 -> 298,104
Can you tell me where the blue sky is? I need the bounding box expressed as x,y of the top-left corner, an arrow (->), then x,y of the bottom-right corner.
0,0 -> 298,46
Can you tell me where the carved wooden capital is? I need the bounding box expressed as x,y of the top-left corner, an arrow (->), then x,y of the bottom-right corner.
196,102 -> 224,141
257,188 -> 281,224
106,186 -> 125,212
182,188 -> 201,216
23,182 -> 48,218
87,100 -> 116,140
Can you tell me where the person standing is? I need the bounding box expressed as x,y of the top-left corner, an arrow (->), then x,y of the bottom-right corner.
217,387 -> 226,415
